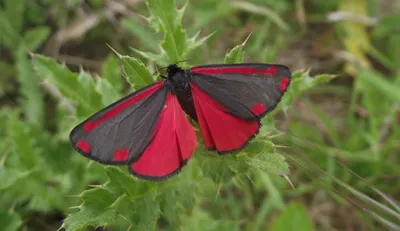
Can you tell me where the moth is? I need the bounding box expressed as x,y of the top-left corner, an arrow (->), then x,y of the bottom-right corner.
70,63 -> 291,181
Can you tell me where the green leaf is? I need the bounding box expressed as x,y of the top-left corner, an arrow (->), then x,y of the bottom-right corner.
147,0 -> 186,63
76,71 -> 104,111
121,56 -> 154,89
4,0 -> 24,33
23,26 -> 50,51
121,18 -> 159,52
105,167 -> 161,230
0,61 -> 14,76
16,48 -> 44,124
132,48 -> 169,67
96,78 -> 119,106
131,193 -> 160,231
181,207 -> 239,231
0,61 -> 15,97
104,167 -> 154,198
0,168 -> 33,189
247,152 -> 289,176
8,109 -> 39,170
25,1 -> 45,25
62,188 -> 120,231
267,202 -> 315,231
64,167 -> 161,231
134,0 -> 212,65
101,54 -> 123,92
224,35 -> 250,64
0,12 -> 21,50
32,54 -> 103,116
281,71 -> 334,110
3,110 -> 86,211
0,209 -> 22,231
187,31 -> 215,55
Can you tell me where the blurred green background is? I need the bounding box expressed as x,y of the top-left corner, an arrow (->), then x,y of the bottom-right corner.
1,0 -> 399,230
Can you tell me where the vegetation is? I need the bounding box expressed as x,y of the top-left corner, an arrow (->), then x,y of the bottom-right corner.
0,0 -> 399,230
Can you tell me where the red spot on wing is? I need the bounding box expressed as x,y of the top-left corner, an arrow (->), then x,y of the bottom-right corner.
112,149 -> 129,161
77,139 -> 90,153
130,93 -> 197,178
190,83 -> 258,152
191,66 -> 276,75
83,82 -> 163,131
251,103 -> 266,116
279,77 -> 289,92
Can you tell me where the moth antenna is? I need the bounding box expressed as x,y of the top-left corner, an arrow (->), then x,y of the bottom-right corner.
152,65 -> 168,76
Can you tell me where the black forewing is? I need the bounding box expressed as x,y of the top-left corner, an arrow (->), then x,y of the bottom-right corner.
69,82 -> 168,164
188,63 -> 291,120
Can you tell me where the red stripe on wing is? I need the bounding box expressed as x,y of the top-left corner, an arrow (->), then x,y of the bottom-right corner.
190,83 -> 259,153
130,93 -> 197,179
83,82 -> 163,131
191,66 -> 276,75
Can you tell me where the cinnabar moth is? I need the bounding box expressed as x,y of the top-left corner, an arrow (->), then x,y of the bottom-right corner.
70,63 -> 291,181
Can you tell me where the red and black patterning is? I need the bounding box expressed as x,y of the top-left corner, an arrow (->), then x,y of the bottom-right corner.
70,63 -> 291,181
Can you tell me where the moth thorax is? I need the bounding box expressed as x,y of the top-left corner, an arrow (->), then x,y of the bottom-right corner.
170,72 -> 189,92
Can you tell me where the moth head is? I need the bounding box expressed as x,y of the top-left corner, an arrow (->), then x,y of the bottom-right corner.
166,64 -> 181,76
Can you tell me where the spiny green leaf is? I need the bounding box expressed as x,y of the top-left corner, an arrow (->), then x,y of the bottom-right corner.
95,78 -> 119,106
32,54 -> 103,116
32,54 -> 79,99
64,168 -> 161,231
77,71 -> 103,108
131,193 -> 161,231
3,111 -> 85,211
105,167 -> 154,198
8,111 -> 39,169
0,61 -> 14,76
0,168 -> 33,189
267,202 -> 315,231
16,48 -> 44,124
121,55 -> 155,89
187,31 -> 215,55
241,139 -> 289,176
181,207 -> 239,231
121,18 -> 159,52
281,71 -> 334,110
259,116 -> 275,134
132,48 -> 169,67
290,71 -> 333,93
246,152 -> 289,176
147,0 -> 187,63
224,35 -> 250,64
106,167 -> 161,230
23,26 -> 50,51
0,12 -> 21,49
101,54 -> 122,92
0,208 -> 22,231
62,188 -> 120,231
135,0 -> 212,65
4,0 -> 24,33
